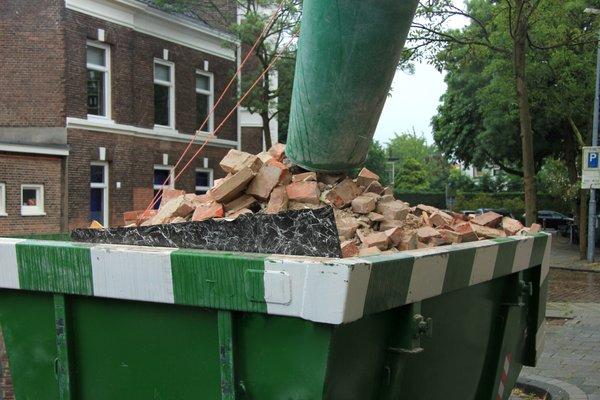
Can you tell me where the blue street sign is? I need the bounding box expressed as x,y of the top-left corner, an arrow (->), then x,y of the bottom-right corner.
589,152 -> 599,168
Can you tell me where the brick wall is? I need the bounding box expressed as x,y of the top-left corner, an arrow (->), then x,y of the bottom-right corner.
64,10 -> 239,141
67,129 -> 231,228
0,153 -> 63,235
0,0 -> 66,127
0,328 -> 13,400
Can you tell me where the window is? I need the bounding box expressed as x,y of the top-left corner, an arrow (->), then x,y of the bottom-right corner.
195,71 -> 213,132
154,60 -> 175,128
153,165 -> 174,209
90,163 -> 109,226
0,183 -> 5,216
86,41 -> 110,118
195,168 -> 213,195
21,185 -> 44,216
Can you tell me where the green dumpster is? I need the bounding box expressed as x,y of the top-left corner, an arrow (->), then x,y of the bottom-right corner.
0,234 -> 550,399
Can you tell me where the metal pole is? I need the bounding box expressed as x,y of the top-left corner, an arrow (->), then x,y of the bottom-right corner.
587,29 -> 600,262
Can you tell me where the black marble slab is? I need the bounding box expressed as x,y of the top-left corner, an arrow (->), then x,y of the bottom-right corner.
71,207 -> 342,258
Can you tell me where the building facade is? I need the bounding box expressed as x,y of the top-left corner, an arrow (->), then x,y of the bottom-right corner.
0,0 -> 268,235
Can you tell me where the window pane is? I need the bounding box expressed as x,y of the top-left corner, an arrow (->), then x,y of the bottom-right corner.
196,171 -> 209,187
154,84 -> 170,126
87,45 -> 105,66
196,75 -> 209,91
153,189 -> 162,209
154,63 -> 170,82
23,189 -> 38,206
196,93 -> 209,131
87,69 -> 105,116
90,165 -> 105,184
154,169 -> 171,186
90,187 -> 104,222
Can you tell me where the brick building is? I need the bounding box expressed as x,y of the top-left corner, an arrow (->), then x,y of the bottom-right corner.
0,0 -> 274,235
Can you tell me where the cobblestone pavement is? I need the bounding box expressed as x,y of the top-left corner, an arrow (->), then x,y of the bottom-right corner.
521,268 -> 600,399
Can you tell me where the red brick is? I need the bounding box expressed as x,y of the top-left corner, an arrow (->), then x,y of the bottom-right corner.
356,167 -> 379,187
429,211 -> 454,227
357,230 -> 389,250
161,189 -> 185,205
268,143 -> 286,161
286,181 -> 320,204
376,200 -> 410,220
219,149 -> 262,174
224,194 -> 256,214
326,179 -> 362,208
416,226 -> 441,242
265,186 -> 288,214
192,203 -> 224,221
291,171 -> 317,182
209,168 -> 255,203
471,211 -> 503,228
502,217 -> 524,235
341,240 -> 359,258
351,195 -> 376,214
246,164 -> 286,200
470,223 -> 507,239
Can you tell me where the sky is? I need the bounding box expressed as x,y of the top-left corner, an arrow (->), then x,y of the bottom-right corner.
373,1 -> 467,146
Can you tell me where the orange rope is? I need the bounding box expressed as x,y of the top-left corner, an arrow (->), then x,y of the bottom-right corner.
142,2 -> 286,214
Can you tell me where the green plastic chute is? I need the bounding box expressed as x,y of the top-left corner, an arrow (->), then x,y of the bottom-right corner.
286,0 -> 419,172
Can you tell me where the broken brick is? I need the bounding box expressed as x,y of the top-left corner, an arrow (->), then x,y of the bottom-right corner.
318,173 -> 345,185
219,149 -> 262,174
336,217 -> 360,240
416,204 -> 439,215
429,211 -> 454,227
356,167 -> 379,187
292,171 -> 317,182
416,226 -> 441,242
209,168 -> 255,203
364,180 -> 384,195
367,212 -> 385,222
286,181 -> 321,204
161,189 -> 185,205
439,229 -> 477,244
341,240 -> 359,258
89,220 -> 104,229
502,217 -> 524,236
224,194 -> 256,214
265,186 -> 288,214
376,200 -> 410,220
358,230 -> 389,250
398,232 -> 418,250
358,247 -> 382,256
326,179 -> 362,208
226,208 -> 253,219
268,143 -> 286,161
246,164 -> 287,201
529,223 -> 542,233
384,227 -> 403,246
471,211 -> 503,228
192,202 -> 224,221
470,223 -> 507,239
351,195 -> 376,214
379,219 -> 404,231
256,151 -> 274,164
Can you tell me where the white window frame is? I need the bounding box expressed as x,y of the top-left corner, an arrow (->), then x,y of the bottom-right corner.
90,162 -> 109,227
86,40 -> 111,121
153,59 -> 176,129
195,70 -> 214,133
0,183 -> 6,216
21,184 -> 45,216
195,168 -> 214,194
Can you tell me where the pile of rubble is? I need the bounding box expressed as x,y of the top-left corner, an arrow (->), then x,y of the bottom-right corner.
121,144 -> 540,258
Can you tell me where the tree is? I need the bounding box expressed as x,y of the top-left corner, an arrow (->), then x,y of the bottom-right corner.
231,0 -> 301,149
395,158 -> 430,192
409,0 -> 599,226
153,0 -> 302,148
363,141 -> 390,186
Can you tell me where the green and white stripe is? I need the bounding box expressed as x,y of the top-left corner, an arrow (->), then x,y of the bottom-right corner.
0,233 -> 550,326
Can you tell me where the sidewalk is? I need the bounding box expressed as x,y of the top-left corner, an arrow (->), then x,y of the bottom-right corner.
520,268 -> 600,399
550,233 -> 600,272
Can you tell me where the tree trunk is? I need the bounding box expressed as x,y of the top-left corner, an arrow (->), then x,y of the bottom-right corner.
513,6 -> 537,226
261,111 -> 273,149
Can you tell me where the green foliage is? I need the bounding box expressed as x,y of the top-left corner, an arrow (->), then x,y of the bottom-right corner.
447,168 -> 477,194
455,193 -> 526,214
537,157 -> 579,203
362,141 -> 389,186
395,157 -> 430,192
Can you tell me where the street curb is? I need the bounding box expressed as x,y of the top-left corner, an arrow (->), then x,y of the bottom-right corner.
550,265 -> 600,274
518,374 -> 589,400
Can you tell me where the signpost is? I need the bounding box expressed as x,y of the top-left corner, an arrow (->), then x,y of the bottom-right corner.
582,147 -> 600,189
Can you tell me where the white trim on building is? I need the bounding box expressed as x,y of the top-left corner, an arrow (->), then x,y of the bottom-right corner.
65,0 -> 238,60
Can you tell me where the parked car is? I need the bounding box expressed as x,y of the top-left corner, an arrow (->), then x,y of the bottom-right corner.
521,210 -> 573,231
475,208 -> 515,219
